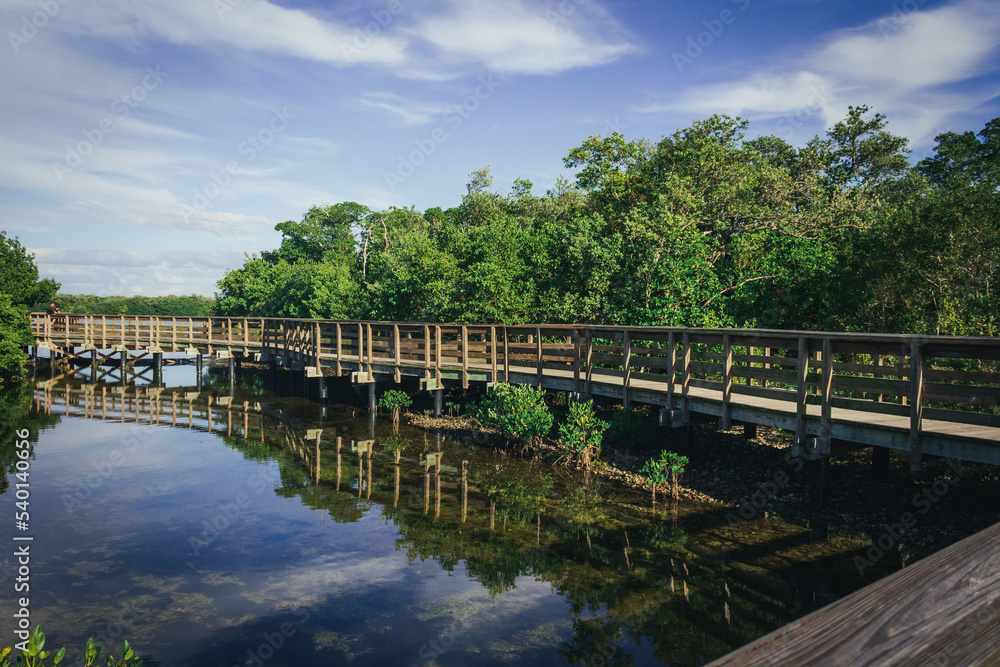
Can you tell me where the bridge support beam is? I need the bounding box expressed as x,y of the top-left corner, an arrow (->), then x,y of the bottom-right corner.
368,381 -> 377,414
434,388 -> 443,418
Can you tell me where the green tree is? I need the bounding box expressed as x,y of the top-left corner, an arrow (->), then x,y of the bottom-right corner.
0,232 -> 58,381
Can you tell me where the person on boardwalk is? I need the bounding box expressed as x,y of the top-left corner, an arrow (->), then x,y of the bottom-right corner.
46,302 -> 59,315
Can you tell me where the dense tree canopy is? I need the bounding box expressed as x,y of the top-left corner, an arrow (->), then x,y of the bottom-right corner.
36,294 -> 215,317
0,232 -> 58,380
211,107 -> 997,336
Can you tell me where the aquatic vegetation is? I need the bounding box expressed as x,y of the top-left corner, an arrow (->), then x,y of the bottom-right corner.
641,450 -> 689,502
378,389 -> 413,426
558,400 -> 609,470
470,383 -> 553,447
383,435 -> 408,463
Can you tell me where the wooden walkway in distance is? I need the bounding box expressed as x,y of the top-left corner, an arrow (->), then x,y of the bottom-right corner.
30,313 -> 1000,468
708,520 -> 1000,666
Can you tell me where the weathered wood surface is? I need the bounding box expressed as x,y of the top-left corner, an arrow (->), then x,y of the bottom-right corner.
31,314 -> 1000,464
708,520 -> 1000,666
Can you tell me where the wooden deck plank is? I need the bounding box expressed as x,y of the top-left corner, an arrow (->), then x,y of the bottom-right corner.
708,521 -> 1000,666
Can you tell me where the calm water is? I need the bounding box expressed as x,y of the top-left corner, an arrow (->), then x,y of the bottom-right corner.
0,364 -> 876,665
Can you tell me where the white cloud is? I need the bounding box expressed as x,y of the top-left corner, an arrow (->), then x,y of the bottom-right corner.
409,0 -> 639,75
647,0 -> 1000,145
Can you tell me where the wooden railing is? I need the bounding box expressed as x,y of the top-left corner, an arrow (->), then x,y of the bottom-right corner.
31,314 -> 1000,466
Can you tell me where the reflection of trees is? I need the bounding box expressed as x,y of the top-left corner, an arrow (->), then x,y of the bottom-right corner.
560,483 -> 609,554
1,383 -> 59,496
93,392 -> 819,666
560,616 -> 636,667
389,511 -> 558,597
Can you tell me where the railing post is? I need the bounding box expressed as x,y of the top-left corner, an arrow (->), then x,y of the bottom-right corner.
393,324 -> 401,383
720,334 -> 733,430
491,326 -> 498,383
666,331 -> 676,409
423,324 -> 431,381
335,323 -> 342,375
503,326 -> 509,384
435,325 -> 442,383
585,329 -> 594,399
909,342 -> 924,472
820,339 -> 833,457
535,326 -> 543,387
681,332 -> 691,424
572,329 -> 581,396
623,329 -> 631,408
795,337 -> 809,452
366,323 -> 373,380
316,321 -> 323,374
461,325 -> 469,388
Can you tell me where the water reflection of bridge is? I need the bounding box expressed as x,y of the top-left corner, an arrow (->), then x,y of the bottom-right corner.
32,378 -> 1000,665
32,379 -> 812,659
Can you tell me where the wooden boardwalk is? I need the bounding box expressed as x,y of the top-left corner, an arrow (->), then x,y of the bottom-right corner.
708,519 -> 1000,666
30,313 -> 1000,468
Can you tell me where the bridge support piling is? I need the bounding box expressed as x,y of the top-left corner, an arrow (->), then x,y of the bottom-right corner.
809,458 -> 830,515
434,388 -> 443,418
228,356 -> 235,393
153,352 -> 163,385
319,377 -> 328,404
368,382 -> 377,414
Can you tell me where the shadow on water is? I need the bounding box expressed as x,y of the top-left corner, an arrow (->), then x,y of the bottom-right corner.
2,367 -> 897,665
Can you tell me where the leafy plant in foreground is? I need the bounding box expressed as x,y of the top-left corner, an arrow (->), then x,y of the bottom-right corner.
0,627 -> 142,667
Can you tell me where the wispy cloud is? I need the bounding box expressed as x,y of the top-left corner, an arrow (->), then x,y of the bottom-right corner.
357,91 -> 452,126
58,0 -> 409,68
408,0 -> 639,75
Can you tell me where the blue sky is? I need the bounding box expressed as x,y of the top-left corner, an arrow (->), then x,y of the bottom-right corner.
2,0 -> 999,297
